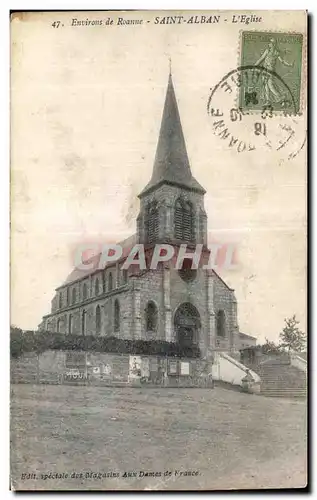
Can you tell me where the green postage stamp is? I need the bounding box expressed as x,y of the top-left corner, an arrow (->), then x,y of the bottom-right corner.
239,31 -> 304,114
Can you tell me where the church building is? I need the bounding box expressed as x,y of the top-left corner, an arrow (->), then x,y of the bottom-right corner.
39,72 -> 241,355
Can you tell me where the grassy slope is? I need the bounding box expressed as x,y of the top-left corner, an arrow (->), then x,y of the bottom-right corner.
10,384 -> 307,491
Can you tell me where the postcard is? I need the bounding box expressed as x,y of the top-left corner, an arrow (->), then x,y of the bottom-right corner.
10,10 -> 307,491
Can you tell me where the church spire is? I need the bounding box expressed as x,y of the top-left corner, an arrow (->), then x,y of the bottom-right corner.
139,72 -> 205,197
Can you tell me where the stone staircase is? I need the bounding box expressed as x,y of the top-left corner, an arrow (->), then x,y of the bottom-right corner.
258,359 -> 307,398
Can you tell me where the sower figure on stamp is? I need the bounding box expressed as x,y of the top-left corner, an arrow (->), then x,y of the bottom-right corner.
255,38 -> 294,107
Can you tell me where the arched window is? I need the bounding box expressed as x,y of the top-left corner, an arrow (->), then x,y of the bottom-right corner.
95,278 -> 100,296
81,310 -> 86,336
145,301 -> 158,331
72,287 -> 77,305
174,198 -> 195,242
114,300 -> 120,332
122,269 -> 128,284
68,314 -> 73,335
216,310 -> 226,337
145,200 -> 159,244
108,272 -> 113,292
57,318 -> 62,333
83,283 -> 88,301
96,305 -> 101,334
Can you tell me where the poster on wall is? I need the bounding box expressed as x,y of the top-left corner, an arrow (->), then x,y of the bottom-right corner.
102,364 -> 112,377
168,360 -> 178,375
141,357 -> 150,378
180,362 -> 190,376
129,356 -> 142,379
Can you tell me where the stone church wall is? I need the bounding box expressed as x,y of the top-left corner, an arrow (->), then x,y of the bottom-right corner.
45,287 -> 132,337
213,273 -> 237,350
42,269 -> 239,353
133,271 -> 165,341
169,267 -> 209,349
132,267 -> 210,348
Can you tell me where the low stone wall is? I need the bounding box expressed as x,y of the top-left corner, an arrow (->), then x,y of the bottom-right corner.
11,350 -> 214,388
212,351 -> 260,390
10,352 -> 39,384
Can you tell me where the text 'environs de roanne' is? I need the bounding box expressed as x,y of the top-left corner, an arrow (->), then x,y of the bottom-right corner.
70,14 -> 262,27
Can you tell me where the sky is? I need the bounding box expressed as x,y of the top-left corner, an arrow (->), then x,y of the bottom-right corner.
11,10 -> 307,343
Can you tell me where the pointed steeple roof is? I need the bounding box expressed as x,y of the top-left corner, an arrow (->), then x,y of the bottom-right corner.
139,73 -> 205,198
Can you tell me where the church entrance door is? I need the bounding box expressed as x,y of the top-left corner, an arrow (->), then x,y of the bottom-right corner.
174,303 -> 201,347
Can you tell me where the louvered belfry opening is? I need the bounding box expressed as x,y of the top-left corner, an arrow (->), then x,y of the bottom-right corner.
145,200 -> 159,244
174,198 -> 195,242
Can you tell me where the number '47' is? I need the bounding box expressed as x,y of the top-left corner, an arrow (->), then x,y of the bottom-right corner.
52,21 -> 61,28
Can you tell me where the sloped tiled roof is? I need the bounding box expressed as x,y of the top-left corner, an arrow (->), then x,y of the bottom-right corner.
59,234 -> 137,289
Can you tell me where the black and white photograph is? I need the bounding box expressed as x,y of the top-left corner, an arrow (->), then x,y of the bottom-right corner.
10,10 -> 307,491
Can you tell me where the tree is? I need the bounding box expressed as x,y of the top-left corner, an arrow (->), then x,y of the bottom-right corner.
10,325 -> 24,358
279,315 -> 306,352
261,338 -> 281,355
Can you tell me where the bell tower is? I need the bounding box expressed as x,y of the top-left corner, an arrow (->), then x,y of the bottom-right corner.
137,72 -> 207,246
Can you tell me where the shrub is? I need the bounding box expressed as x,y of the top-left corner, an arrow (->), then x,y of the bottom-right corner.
10,326 -> 24,358
10,329 -> 201,359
